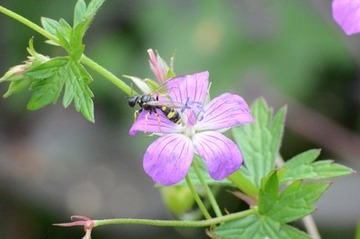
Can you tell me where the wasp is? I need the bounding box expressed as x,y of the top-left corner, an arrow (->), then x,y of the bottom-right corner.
128,94 -> 182,124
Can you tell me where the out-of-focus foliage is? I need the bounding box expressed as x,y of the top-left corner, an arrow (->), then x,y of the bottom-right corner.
0,0 -> 359,239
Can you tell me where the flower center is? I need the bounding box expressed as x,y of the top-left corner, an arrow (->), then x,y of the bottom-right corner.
183,124 -> 196,137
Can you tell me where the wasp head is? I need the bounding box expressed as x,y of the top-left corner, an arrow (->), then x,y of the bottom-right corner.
128,96 -> 139,108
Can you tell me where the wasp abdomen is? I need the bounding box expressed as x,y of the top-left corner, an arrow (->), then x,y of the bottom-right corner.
161,106 -> 181,124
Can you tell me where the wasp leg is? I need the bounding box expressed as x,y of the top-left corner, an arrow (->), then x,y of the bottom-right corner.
134,108 -> 143,122
154,109 -> 161,124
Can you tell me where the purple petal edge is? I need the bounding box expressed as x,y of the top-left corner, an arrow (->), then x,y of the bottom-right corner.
143,134 -> 194,186
193,131 -> 243,181
195,93 -> 254,131
167,71 -> 209,105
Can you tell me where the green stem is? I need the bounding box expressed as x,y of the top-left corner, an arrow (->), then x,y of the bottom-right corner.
80,55 -> 134,96
227,171 -> 259,202
185,174 -> 212,220
94,208 -> 255,228
0,5 -> 133,96
192,159 -> 222,218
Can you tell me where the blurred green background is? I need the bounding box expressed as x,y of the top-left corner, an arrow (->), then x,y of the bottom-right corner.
1,0 -> 360,238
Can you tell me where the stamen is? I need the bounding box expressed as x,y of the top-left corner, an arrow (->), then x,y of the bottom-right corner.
181,97 -> 206,123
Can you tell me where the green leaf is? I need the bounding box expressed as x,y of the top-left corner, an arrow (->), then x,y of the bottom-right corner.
213,214 -> 311,239
64,62 -> 94,122
26,57 -> 68,79
258,171 -> 279,215
214,171 -> 329,239
24,57 -> 94,122
25,58 -> 69,110
281,149 -> 354,183
71,0 -> 105,61
70,23 -> 87,61
27,75 -> 65,110
271,181 -> 329,223
41,0 -> 104,60
87,0 -> 105,16
259,171 -> 329,224
74,0 -> 87,27
41,17 -> 61,37
55,20 -> 72,52
232,98 -> 286,188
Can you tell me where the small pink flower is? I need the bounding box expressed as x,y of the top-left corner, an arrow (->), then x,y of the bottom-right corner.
54,215 -> 94,239
332,0 -> 360,35
130,71 -> 254,186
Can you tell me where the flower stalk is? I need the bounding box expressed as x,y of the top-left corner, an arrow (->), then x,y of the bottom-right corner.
93,208 -> 255,228
192,158 -> 223,218
185,174 -> 212,220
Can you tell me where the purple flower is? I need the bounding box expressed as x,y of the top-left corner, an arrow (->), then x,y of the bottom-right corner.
332,0 -> 360,35
130,71 -> 254,186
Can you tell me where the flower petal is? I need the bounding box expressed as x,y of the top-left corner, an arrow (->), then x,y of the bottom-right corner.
193,131 -> 243,180
195,93 -> 254,131
143,134 -> 194,185
332,0 -> 360,35
166,71 -> 209,105
129,110 -> 181,136
148,49 -> 169,84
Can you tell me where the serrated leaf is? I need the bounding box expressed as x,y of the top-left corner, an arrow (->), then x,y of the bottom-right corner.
55,22 -> 72,52
259,171 -> 279,215
232,98 -> 286,188
26,57 -> 68,79
70,23 -> 87,61
258,171 -> 330,224
87,0 -> 105,16
213,214 -> 311,239
41,17 -> 61,37
281,149 -> 353,183
74,0 -> 87,27
23,57 -> 94,122
215,172 -> 328,238
272,181 -> 329,223
63,62 -> 94,122
40,17 -> 61,47
27,72 -> 65,110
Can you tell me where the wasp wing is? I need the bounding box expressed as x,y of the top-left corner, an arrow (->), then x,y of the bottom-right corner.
144,101 -> 184,109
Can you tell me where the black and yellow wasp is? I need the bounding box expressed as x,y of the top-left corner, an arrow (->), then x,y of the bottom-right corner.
128,93 -> 183,124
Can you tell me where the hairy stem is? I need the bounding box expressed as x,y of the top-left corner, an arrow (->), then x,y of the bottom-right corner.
94,208 -> 255,228
185,174 -> 212,220
192,158 -> 223,218
80,55 -> 134,96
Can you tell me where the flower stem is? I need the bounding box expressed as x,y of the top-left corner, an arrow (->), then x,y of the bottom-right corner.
0,5 -> 133,96
80,55 -> 134,96
93,208 -> 255,228
192,158 -> 222,218
302,215 -> 321,239
227,171 -> 259,202
185,174 -> 212,220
